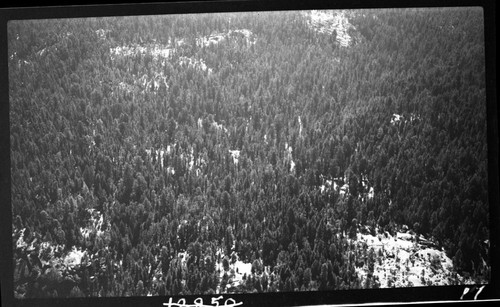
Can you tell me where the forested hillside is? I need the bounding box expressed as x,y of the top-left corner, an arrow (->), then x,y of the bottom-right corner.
9,8 -> 489,298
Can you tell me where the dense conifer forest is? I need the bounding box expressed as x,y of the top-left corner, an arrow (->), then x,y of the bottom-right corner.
9,7 -> 489,298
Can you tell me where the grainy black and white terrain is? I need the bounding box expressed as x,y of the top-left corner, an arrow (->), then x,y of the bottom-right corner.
9,8 -> 489,298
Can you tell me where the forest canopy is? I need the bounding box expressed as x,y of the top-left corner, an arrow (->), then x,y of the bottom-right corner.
9,7 -> 489,298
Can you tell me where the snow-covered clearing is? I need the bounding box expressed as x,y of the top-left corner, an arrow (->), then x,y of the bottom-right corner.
110,44 -> 174,63
354,227 -> 474,288
110,43 -> 213,94
13,226 -> 87,271
304,10 -> 355,47
179,56 -> 212,73
215,248 -> 262,293
198,33 -> 225,47
110,44 -> 174,94
391,113 -> 421,125
197,29 -> 256,47
63,246 -> 86,268
39,242 -> 85,270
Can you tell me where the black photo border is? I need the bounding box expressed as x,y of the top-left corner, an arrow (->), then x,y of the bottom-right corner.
1,0 -> 498,307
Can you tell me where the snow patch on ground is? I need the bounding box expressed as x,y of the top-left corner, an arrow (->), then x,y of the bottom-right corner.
146,147 -> 170,169
95,29 -> 110,39
368,187 -> 375,199
409,113 -> 421,123
118,81 -> 134,94
319,174 -> 375,200
298,116 -> 303,138
80,208 -> 109,239
212,121 -> 228,134
110,44 -> 173,94
284,143 -> 295,173
157,149 -> 166,168
339,183 -> 349,196
189,147 -> 195,170
15,228 -> 28,249
229,150 -> 240,165
178,250 -> 189,268
63,246 -> 85,268
146,144 -> 202,174
391,113 -> 421,125
320,179 -> 336,193
391,113 -> 403,125
320,175 -> 348,195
